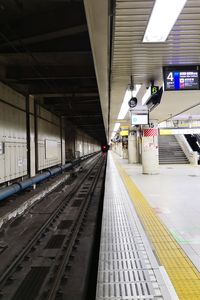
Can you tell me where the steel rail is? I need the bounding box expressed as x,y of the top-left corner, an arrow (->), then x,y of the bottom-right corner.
0,154 -> 102,290
46,157 -> 104,300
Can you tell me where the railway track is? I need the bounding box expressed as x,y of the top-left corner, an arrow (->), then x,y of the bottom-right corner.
0,153 -> 106,300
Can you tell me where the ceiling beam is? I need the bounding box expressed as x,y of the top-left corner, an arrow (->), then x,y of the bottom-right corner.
79,124 -> 104,127
0,2 -> 85,30
0,25 -> 88,50
44,97 -> 99,102
82,129 -> 105,132
43,100 -> 99,108
37,93 -> 99,98
5,75 -> 96,81
6,65 -> 95,80
27,85 -> 99,95
63,114 -> 102,118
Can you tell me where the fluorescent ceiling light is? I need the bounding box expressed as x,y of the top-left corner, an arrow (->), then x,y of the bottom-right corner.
110,122 -> 120,140
143,0 -> 187,43
142,87 -> 151,105
111,133 -> 115,140
118,84 -> 141,120
113,122 -> 120,132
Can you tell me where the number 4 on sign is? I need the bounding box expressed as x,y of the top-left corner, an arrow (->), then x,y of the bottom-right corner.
167,72 -> 174,81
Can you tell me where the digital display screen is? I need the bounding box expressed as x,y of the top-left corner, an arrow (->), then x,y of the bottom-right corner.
164,67 -> 199,91
132,114 -> 149,125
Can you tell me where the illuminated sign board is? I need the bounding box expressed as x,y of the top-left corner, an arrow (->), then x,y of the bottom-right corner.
120,125 -> 129,136
163,66 -> 199,91
160,128 -> 200,135
151,86 -> 159,95
120,130 -> 128,136
132,114 -> 149,125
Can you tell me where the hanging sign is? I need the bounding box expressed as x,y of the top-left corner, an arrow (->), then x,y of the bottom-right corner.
151,86 -> 159,95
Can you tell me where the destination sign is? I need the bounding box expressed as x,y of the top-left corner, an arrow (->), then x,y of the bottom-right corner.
164,70 -> 199,90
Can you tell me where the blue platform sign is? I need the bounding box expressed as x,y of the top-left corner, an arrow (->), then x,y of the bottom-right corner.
164,69 -> 199,90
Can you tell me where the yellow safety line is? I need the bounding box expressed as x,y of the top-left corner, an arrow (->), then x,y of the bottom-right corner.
113,156 -> 200,300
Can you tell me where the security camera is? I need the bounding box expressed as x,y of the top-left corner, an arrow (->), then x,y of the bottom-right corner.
128,97 -> 137,108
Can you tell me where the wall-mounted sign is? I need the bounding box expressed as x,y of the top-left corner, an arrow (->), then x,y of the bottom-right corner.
120,125 -> 129,137
120,130 -> 128,136
160,128 -> 200,135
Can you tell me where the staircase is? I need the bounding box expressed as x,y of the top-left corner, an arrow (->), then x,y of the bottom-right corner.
158,135 -> 189,164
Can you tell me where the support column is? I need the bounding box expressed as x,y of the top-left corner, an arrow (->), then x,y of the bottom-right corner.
128,129 -> 138,163
26,95 -> 31,176
117,142 -> 122,157
122,136 -> 128,159
34,100 -> 38,173
29,95 -> 36,177
142,120 -> 159,174
60,116 -> 65,165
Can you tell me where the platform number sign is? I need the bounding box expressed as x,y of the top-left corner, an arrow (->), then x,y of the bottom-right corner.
167,72 -> 173,81
164,69 -> 199,90
151,86 -> 159,95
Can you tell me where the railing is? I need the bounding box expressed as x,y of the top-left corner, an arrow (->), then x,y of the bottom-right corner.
175,135 -> 199,165
194,134 -> 200,146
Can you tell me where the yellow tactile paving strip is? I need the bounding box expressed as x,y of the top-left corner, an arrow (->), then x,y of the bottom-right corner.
114,157 -> 200,300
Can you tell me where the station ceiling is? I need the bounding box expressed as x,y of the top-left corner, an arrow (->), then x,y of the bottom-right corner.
85,0 -> 200,140
0,0 -> 107,144
1,0 -> 200,144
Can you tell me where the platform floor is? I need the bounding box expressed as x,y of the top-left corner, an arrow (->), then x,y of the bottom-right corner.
106,151 -> 200,300
113,152 -> 200,272
96,152 -> 177,300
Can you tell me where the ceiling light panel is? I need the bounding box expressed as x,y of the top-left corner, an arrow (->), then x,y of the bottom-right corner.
143,0 -> 187,43
118,84 -> 141,119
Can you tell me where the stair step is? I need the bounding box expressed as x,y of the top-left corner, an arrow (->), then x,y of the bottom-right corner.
160,157 -> 187,161
159,159 -> 188,161
158,135 -> 189,164
159,158 -> 188,160
159,162 -> 189,164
